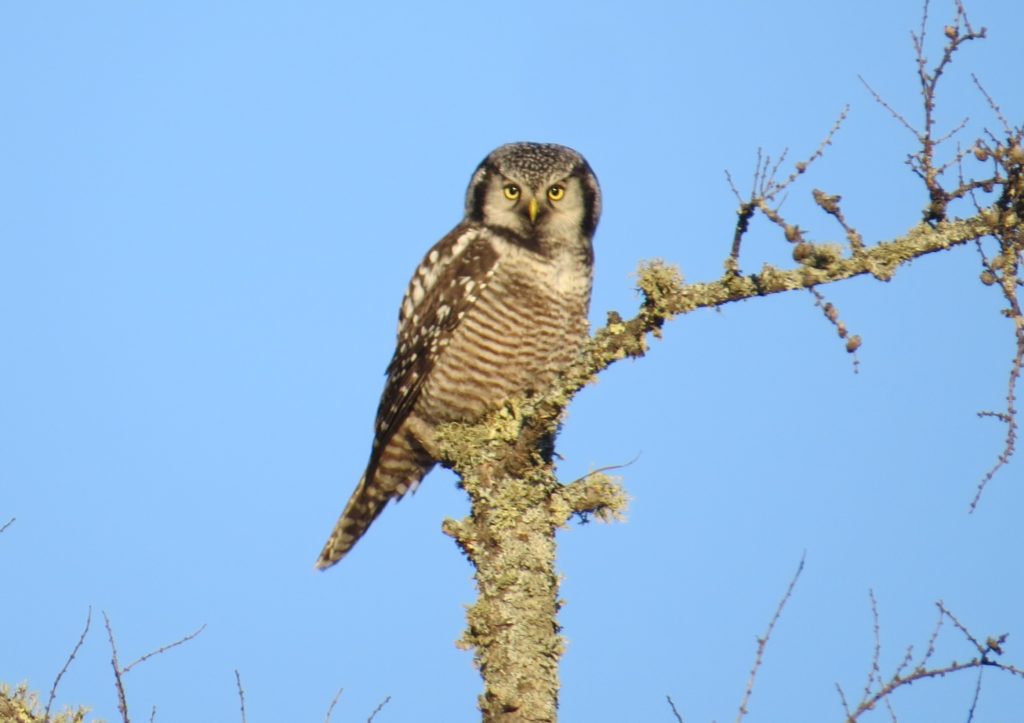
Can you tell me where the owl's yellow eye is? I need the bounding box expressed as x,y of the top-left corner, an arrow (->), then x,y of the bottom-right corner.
547,185 -> 565,202
503,184 -> 520,201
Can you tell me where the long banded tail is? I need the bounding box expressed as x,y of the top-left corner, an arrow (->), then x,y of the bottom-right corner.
316,433 -> 434,569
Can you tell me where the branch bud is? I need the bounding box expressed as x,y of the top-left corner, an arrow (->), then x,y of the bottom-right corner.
792,242 -> 813,262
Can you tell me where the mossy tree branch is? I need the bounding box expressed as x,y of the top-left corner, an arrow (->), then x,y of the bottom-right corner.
434,204 -> 1014,722
433,3 -> 1024,718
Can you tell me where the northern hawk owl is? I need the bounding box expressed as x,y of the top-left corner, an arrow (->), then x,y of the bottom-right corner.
317,142 -> 601,569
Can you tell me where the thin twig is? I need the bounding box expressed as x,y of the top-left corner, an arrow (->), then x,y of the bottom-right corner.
366,695 -> 392,723
835,682 -> 852,720
763,150 -> 789,200
972,197 -> 1023,509
859,75 -> 917,136
973,349 -> 1021,510
735,553 -> 805,722
123,624 -> 207,674
917,604 -> 946,672
103,611 -> 131,723
772,107 -> 850,199
860,591 -> 882,705
235,670 -> 248,723
324,687 -> 345,723
45,606 -> 93,721
938,602 -> 985,653
565,454 -> 641,486
966,665 -> 985,723
725,169 -> 743,203
970,73 -> 1011,134
935,115 -> 971,149
0,517 -> 14,534
666,694 -> 684,722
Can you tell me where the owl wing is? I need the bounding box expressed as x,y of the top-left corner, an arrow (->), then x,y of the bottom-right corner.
365,223 -> 500,480
316,224 -> 503,570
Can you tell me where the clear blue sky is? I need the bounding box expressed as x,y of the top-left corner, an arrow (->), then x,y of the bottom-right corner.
2,2 -> 1022,721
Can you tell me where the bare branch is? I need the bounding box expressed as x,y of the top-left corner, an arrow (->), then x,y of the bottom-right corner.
972,281 -> 1022,509
123,624 -> 207,674
970,149 -> 1024,507
835,682 -> 852,720
938,602 -> 985,654
935,114 -> 971,148
103,612 -> 130,723
735,554 -> 805,722
859,591 -> 883,707
0,517 -> 14,535
864,0 -> 988,223
666,694 -> 684,722
859,75 -> 917,137
44,606 -> 92,722
966,666 -> 985,722
773,107 -> 850,200
235,670 -> 248,723
323,687 -> 344,723
366,695 -> 392,723
101,612 -> 206,723
726,108 -> 849,275
840,599 -> 1024,721
970,73 -> 1011,134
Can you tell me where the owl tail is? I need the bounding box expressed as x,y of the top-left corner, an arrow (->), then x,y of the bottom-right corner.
315,436 -> 435,570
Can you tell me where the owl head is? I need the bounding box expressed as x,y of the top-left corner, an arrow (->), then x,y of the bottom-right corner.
464,143 -> 602,244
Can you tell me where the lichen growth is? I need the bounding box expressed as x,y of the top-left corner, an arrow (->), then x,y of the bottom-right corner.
636,259 -> 685,318
0,682 -> 96,723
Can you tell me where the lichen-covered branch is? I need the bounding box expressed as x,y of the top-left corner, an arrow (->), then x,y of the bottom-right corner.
0,684 -> 91,723
428,4 -> 1024,720
436,92 -> 1023,723
434,206 -> 1010,721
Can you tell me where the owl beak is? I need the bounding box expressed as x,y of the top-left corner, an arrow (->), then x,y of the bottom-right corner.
527,198 -> 540,224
